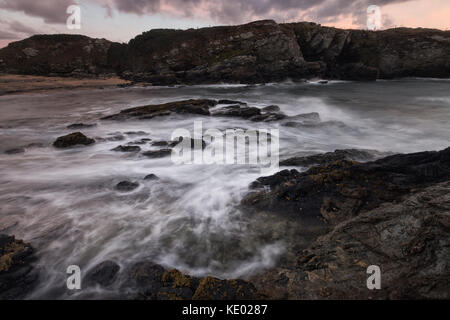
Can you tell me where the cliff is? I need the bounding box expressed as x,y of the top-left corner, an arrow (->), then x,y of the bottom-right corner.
1,20 -> 450,84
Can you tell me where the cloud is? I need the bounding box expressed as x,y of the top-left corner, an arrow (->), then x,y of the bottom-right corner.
0,0 -> 75,24
8,21 -> 39,36
104,0 -> 414,26
0,30 -> 21,40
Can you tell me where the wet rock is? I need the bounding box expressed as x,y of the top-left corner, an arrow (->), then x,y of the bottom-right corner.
144,174 -> 159,181
111,145 -> 141,152
85,260 -> 120,287
53,132 -> 95,148
115,181 -> 139,192
128,139 -> 151,145
67,123 -> 97,129
212,105 -> 261,119
102,99 -> 217,121
249,112 -> 286,122
339,63 -> 379,81
254,181 -> 450,299
243,147 -> 450,224
4,147 -> 25,155
171,137 -> 207,149
0,234 -> 38,299
142,149 -> 172,158
218,100 -> 247,105
124,131 -> 148,136
151,141 -> 169,147
261,105 -> 280,112
280,149 -> 385,167
124,261 -> 260,300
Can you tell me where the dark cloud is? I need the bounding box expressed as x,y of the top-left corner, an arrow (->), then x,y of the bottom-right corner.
0,0 -> 75,24
108,0 -> 413,26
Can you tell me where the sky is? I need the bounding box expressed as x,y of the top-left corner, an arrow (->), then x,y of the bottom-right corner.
0,0 -> 449,48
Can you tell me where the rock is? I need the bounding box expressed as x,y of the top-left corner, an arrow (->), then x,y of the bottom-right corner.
218,100 -> 248,105
152,141 -> 169,147
212,105 -> 262,119
142,149 -> 172,158
170,137 -> 207,149
4,147 -> 25,154
124,131 -> 148,136
0,234 -> 38,299
111,145 -> 141,152
261,105 -> 280,112
254,181 -> 450,299
67,123 -> 97,129
144,174 -> 159,181
102,99 -> 217,121
243,147 -> 450,224
115,181 -> 139,192
85,260 -> 120,287
279,149 -> 385,167
339,63 -> 379,81
128,139 -> 151,145
124,261 -> 260,300
53,132 -> 95,148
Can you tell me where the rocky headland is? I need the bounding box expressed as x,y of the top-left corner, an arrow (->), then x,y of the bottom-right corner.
1,20 -> 450,85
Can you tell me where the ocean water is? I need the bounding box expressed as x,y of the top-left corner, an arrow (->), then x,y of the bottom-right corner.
0,78 -> 449,298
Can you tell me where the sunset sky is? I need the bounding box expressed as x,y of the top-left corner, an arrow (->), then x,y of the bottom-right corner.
0,0 -> 449,48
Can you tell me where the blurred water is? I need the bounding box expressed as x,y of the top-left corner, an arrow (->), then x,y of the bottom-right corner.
0,79 -> 449,298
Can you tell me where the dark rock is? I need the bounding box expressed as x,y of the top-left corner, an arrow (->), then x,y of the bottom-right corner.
124,261 -> 260,300
171,137 -> 207,149
280,149 -> 385,167
151,141 -> 169,147
128,139 -> 151,145
67,123 -> 97,129
243,147 -> 450,224
0,234 -> 38,299
102,99 -> 217,121
261,105 -> 280,112
4,147 -> 25,154
142,149 -> 172,158
339,63 -> 379,81
85,260 -> 120,287
218,100 -> 248,105
115,181 -> 139,192
53,132 -> 95,148
124,131 -> 148,136
144,174 -> 159,181
254,181 -> 450,299
111,145 -> 141,152
212,105 -> 261,119
249,112 -> 286,122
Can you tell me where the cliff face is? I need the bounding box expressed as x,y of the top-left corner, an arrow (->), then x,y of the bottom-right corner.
1,20 -> 450,83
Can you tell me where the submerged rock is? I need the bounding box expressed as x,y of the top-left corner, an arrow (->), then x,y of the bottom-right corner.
144,174 -> 159,181
85,260 -> 120,287
53,132 -> 95,148
4,147 -> 25,155
212,105 -> 261,119
0,234 -> 38,299
115,181 -> 139,192
142,149 -> 172,158
67,123 -> 97,130
111,145 -> 141,152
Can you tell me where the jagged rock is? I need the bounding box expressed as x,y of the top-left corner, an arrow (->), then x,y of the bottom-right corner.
253,182 -> 450,299
243,147 -> 450,224
218,100 -> 248,105
111,145 -> 141,152
0,234 -> 38,299
53,132 -> 95,148
115,181 -> 139,192
85,260 -> 120,287
212,105 -> 261,119
102,99 -> 217,120
279,149 -> 386,167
